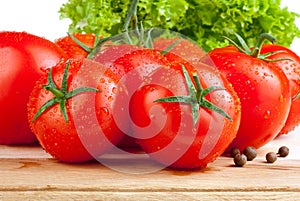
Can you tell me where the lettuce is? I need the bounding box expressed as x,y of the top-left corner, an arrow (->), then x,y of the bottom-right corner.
59,0 -> 300,51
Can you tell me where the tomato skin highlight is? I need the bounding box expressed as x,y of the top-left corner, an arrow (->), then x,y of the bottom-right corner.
209,46 -> 291,152
0,31 -> 67,145
260,44 -> 300,135
28,59 -> 127,163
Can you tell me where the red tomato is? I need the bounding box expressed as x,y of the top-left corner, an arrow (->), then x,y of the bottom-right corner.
260,44 -> 300,135
27,59 -> 127,162
0,31 -> 67,145
209,45 -> 291,152
104,48 -> 171,149
153,37 -> 206,62
55,33 -> 101,59
92,44 -> 141,67
128,50 -> 241,169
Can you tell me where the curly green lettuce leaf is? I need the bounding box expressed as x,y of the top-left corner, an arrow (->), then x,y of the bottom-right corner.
59,0 -> 300,51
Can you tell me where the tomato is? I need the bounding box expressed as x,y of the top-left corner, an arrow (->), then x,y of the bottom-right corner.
128,49 -> 241,169
55,33 -> 101,59
27,59 -> 127,162
0,31 -> 67,145
260,44 -> 300,135
208,34 -> 291,153
108,48 -> 171,149
92,44 -> 141,67
55,32 -> 141,65
56,35 -> 143,149
153,37 -> 206,62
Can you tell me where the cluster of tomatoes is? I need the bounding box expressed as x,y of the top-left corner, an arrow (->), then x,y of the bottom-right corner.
0,29 -> 299,170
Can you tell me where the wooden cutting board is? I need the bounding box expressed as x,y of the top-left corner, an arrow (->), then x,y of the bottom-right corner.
0,138 -> 300,201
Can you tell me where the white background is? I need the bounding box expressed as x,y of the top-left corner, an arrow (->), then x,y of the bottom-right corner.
0,0 -> 299,156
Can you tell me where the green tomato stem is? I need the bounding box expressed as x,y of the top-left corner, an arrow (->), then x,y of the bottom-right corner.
223,31 -> 290,62
32,61 -> 100,123
251,33 -> 276,58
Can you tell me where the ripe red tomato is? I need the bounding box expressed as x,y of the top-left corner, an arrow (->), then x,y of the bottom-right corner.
127,49 -> 241,169
55,33 -> 101,59
56,35 -> 143,149
260,44 -> 300,135
0,31 -> 67,145
27,59 -> 127,162
209,45 -> 291,153
153,37 -> 206,62
107,48 -> 171,149
92,44 -> 141,67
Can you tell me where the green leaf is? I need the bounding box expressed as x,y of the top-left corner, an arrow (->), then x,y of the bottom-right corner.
59,0 -> 300,51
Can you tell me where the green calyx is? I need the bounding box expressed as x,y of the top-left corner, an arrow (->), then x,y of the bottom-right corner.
154,64 -> 232,126
32,61 -> 100,123
69,0 -> 181,57
67,32 -> 112,59
223,31 -> 291,62
118,0 -> 176,50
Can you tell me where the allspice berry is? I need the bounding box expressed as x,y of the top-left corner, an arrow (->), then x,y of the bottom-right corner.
243,146 -> 257,161
266,152 -> 277,163
230,147 -> 240,158
278,146 -> 289,157
234,154 -> 247,167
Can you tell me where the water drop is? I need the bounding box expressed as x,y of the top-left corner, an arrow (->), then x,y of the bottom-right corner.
108,96 -> 113,102
112,87 -> 117,94
279,94 -> 285,103
53,107 -> 58,113
100,107 -> 110,116
100,78 -> 105,83
264,110 -> 271,119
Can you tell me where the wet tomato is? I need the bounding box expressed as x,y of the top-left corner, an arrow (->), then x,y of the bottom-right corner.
208,33 -> 291,153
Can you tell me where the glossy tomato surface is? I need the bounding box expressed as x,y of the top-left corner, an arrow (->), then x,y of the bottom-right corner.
209,46 -> 291,152
128,50 -> 241,169
0,31 -> 67,144
28,59 -> 127,162
261,44 -> 300,135
55,33 -> 99,59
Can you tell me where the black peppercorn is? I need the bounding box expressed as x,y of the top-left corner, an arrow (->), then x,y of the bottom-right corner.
234,154 -> 247,167
266,152 -> 277,163
243,146 -> 257,161
277,146 -> 289,157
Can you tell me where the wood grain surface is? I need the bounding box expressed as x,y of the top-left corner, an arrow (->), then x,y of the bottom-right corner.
0,138 -> 299,201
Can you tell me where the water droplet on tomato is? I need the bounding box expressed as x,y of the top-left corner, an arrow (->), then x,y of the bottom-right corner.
264,110 -> 271,119
100,107 -> 110,116
112,87 -> 117,94
108,96 -> 113,102
279,94 -> 285,103
149,87 -> 156,92
81,115 -> 88,120
100,78 -> 105,83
